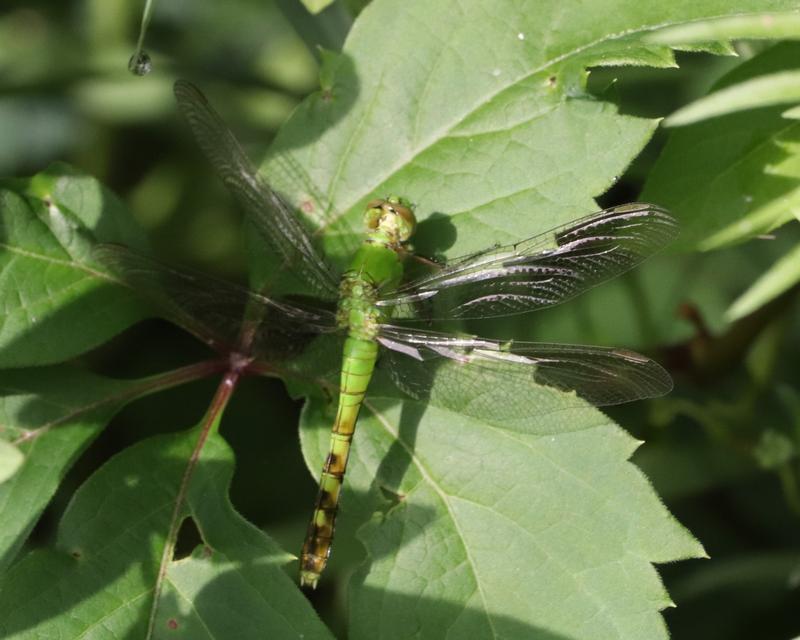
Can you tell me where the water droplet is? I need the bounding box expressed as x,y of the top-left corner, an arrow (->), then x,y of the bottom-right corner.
492,68 -> 501,77
743,194 -> 753,204
128,50 -> 152,76
517,32 -> 525,40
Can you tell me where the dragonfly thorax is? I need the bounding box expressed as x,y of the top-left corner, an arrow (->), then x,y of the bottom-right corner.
337,272 -> 383,340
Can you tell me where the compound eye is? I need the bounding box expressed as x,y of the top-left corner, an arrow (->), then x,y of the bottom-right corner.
394,204 -> 416,241
363,204 -> 383,230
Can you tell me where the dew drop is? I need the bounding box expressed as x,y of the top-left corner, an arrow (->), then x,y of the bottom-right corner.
128,50 -> 152,76
517,32 -> 525,40
492,68 -> 502,77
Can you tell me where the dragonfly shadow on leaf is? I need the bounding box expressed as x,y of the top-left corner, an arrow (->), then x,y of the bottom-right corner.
409,211 -> 459,261
368,388 -> 428,503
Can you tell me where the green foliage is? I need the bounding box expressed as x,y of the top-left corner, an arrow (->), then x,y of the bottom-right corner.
0,165 -> 149,366
2,1 -> 800,639
643,42 -> 800,252
666,70 -> 800,126
0,426 -> 331,639
0,439 -> 22,484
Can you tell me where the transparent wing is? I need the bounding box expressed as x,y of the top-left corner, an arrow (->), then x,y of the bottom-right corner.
377,203 -> 678,320
94,244 -> 338,360
377,325 -> 672,421
173,80 -> 340,300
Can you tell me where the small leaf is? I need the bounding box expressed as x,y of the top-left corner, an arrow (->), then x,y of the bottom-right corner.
666,70 -> 800,126
726,241 -> 800,321
645,11 -> 800,45
0,440 -> 22,484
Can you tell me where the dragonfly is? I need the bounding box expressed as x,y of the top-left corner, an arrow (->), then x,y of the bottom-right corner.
96,80 -> 678,590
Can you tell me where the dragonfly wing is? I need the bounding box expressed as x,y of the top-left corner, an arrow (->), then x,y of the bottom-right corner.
94,244 -> 338,359
376,325 -> 672,422
173,80 -> 340,300
378,203 -> 678,319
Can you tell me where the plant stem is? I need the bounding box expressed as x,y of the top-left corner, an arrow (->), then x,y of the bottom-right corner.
146,363 -> 243,637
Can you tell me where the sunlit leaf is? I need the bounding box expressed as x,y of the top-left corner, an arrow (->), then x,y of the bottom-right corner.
666,70 -> 800,126
301,381 -> 704,640
645,11 -> 800,45
263,0 -> 800,266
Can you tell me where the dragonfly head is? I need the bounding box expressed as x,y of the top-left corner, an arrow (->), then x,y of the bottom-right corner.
364,196 -> 416,246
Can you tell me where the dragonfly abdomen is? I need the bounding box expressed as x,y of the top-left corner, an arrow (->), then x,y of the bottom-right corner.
300,336 -> 379,588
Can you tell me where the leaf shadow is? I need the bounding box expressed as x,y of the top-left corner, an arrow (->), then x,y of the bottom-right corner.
152,555 -> 579,639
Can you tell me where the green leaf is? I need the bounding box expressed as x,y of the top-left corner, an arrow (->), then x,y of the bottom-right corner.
0,163 -> 150,366
0,439 -> 22,484
0,363 -> 215,571
262,0 -> 800,269
645,11 -> 800,45
0,366 -> 143,570
299,0 -> 337,14
300,385 -> 704,640
726,240 -> 800,320
642,42 -> 800,252
666,70 -> 800,126
0,427 -> 333,639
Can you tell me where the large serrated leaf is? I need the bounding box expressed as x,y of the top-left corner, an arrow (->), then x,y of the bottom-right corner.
300,382 -> 704,639
0,364 -> 213,572
261,0 -> 800,269
0,366 -> 146,570
0,427 -> 333,640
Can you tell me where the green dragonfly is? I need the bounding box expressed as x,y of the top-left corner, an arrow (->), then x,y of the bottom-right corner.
97,81 -> 678,589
